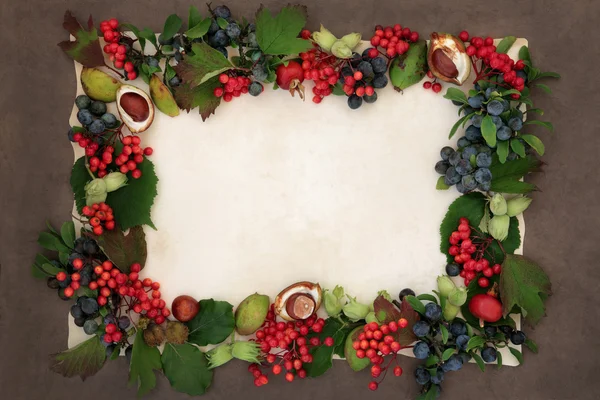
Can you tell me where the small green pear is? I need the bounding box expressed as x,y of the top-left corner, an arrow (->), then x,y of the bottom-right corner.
149,74 -> 180,117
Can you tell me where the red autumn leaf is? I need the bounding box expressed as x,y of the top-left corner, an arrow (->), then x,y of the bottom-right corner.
173,77 -> 222,121
57,10 -> 105,67
373,295 -> 418,346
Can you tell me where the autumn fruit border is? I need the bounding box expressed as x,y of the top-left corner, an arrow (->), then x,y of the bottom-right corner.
32,5 -> 559,400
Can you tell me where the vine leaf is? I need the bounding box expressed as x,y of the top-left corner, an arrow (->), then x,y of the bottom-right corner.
88,226 -> 147,273
129,329 -> 162,397
70,156 -> 91,214
499,254 -> 552,326
174,43 -> 232,87
255,5 -> 312,55
49,336 -> 106,381
174,77 -> 222,121
304,319 -> 350,377
185,299 -> 235,346
58,11 -> 105,67
161,343 -> 213,396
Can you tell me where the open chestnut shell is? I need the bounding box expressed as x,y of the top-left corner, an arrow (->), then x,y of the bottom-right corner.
274,281 -> 322,321
427,32 -> 471,86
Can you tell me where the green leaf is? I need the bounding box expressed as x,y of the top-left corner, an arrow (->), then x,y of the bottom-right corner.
509,347 -> 524,365
442,347 -> 455,360
91,226 -> 147,273
255,5 -> 312,55
120,23 -> 146,50
162,343 -> 213,396
436,176 -> 450,190
417,294 -> 438,304
535,83 -> 552,94
491,178 -> 537,194
466,336 -> 486,352
59,251 -> 69,265
524,120 -> 554,132
481,115 -> 497,147
479,206 -> 490,233
138,27 -> 159,49
496,36 -> 517,54
216,17 -> 229,29
174,76 -> 222,121
344,326 -> 370,371
448,113 -> 473,139
109,346 -> 120,360
471,352 -> 486,372
188,6 -> 202,29
41,262 -> 65,275
304,319 -> 348,377
175,43 -> 232,87
104,162 -> 157,230
162,14 -> 182,40
425,355 -> 439,367
510,138 -> 526,158
128,329 -> 162,396
524,338 -> 539,353
443,87 -> 467,104
485,216 -> 521,264
404,295 -> 426,315
489,156 -> 543,194
537,71 -> 561,79
50,336 -> 106,380
497,351 -> 503,368
186,299 -> 235,346
165,63 -> 177,81
60,221 -> 76,248
70,156 -> 91,214
57,11 -> 105,67
440,324 -> 449,345
500,254 -> 551,326
332,83 -> 345,96
497,140 -> 510,163
186,18 -> 212,39
38,232 -> 70,253
31,263 -> 48,279
520,134 -> 545,156
440,192 -> 486,263
525,108 -> 544,116
518,46 -> 531,65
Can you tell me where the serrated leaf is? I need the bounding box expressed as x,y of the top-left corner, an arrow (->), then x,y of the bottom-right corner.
175,43 -> 232,87
496,141 -> 510,165
188,6 -> 202,29
442,347 -> 454,360
70,156 -> 91,214
129,329 -> 162,396
520,134 -> 545,156
518,46 -> 531,65
57,11 -> 105,67
91,226 -> 147,273
500,254 -> 551,326
448,113 -> 473,139
105,156 -> 158,230
186,299 -> 235,346
466,336 -> 486,352
496,36 -> 517,54
444,87 -> 467,104
471,352 -> 486,372
490,155 -> 543,180
162,14 -> 182,40
255,5 -> 312,55
481,115 -> 497,147
440,325 -> 449,345
174,76 -> 222,121
491,178 -> 537,194
509,347 -> 524,365
525,120 -> 554,132
510,138 -> 526,158
524,338 -> 539,353
305,319 -> 349,377
186,18 -> 212,39
436,176 -> 450,190
440,193 -> 486,263
60,221 -> 76,248
162,343 -> 213,396
50,336 -> 106,381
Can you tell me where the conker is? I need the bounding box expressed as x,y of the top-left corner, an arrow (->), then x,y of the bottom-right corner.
171,295 -> 200,322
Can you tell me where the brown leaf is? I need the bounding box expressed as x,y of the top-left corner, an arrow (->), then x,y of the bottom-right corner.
85,226 -> 147,273
173,77 -> 222,121
373,295 -> 418,346
57,10 -> 105,67
50,336 -> 106,381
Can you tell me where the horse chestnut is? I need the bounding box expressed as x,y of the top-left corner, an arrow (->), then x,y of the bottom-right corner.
171,295 -> 200,322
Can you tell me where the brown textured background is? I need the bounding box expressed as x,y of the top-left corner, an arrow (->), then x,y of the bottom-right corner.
1,0 -> 599,399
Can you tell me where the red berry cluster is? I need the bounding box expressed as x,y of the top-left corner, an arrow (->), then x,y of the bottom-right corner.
85,262 -> 170,324
74,132 -> 104,159
459,31 -> 526,98
103,322 -> 124,344
370,24 -> 419,58
422,71 -> 443,93
115,135 -> 153,179
56,263 -> 84,298
100,18 -> 137,80
88,145 -> 115,178
213,74 -> 253,102
448,217 -> 502,287
248,305 -> 334,386
352,319 -> 408,391
82,203 -> 116,235
298,48 -> 341,103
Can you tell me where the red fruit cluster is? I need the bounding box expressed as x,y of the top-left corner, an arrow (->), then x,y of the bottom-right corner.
103,322 -> 124,344
100,18 -> 121,43
82,203 -> 115,235
448,217 -> 502,287
87,262 -> 170,324
115,135 -> 153,179
56,262 -> 85,298
100,18 -> 137,80
249,305 -> 334,386
75,133 -> 103,159
299,48 -> 341,103
89,145 -> 115,178
460,31 -> 526,98
422,71 -> 443,93
213,74 -> 253,102
352,320 -> 407,391
370,24 -> 419,58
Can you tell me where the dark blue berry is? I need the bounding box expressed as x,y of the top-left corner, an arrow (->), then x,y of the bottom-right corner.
462,146 -> 478,160
486,100 -> 504,116
399,288 -> 415,301
372,73 -> 388,89
209,30 -> 230,48
370,57 -> 387,74
471,114 -> 483,128
497,126 -> 513,141
510,330 -> 526,345
449,321 -> 467,337
357,61 -> 374,80
88,119 -> 106,135
440,146 -> 455,161
67,128 -> 76,142
225,23 -> 241,39
481,346 -> 497,362
462,174 -> 478,191
118,316 -> 131,330
75,95 -> 91,110
446,263 -> 461,276
508,117 -> 523,131
475,168 -> 492,184
467,94 -> 484,109
208,19 -> 220,35
80,297 -> 99,315
435,160 -> 450,175
442,354 -> 463,372
456,334 -> 470,351
413,321 -> 431,338
444,167 -> 461,185
413,341 -> 430,359
249,81 -> 263,96
465,125 -> 482,142
457,137 -> 471,148
448,151 -> 462,166
83,319 -> 99,335
415,366 -> 431,385
146,57 -> 159,68
484,326 -> 497,337
431,368 -> 444,384
89,101 -> 107,116
213,5 -> 231,19
347,94 -> 362,109
363,92 -> 377,104
424,303 -> 442,322
77,109 -> 93,126
101,113 -> 118,128
476,152 -> 492,168
70,304 -> 84,319
455,159 -> 473,176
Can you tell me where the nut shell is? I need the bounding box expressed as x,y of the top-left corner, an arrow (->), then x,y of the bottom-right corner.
116,84 -> 155,133
274,281 -> 322,321
427,32 -> 471,86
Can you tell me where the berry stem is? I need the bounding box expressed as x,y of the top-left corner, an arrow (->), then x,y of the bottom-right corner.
104,62 -> 125,78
